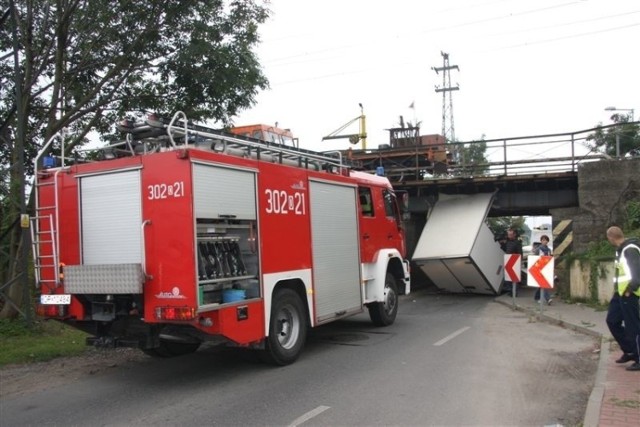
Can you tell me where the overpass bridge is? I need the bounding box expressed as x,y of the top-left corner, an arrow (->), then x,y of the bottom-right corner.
397,170 -> 578,217
345,124 -> 620,217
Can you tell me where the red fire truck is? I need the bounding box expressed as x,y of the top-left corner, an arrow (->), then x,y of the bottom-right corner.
31,112 -> 410,365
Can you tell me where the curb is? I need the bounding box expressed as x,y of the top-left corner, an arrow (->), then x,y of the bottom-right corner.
493,298 -> 605,426
583,336 -> 609,427
492,298 -> 603,338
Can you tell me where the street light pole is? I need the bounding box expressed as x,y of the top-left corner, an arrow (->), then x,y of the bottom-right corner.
604,106 -> 635,159
605,106 -> 635,122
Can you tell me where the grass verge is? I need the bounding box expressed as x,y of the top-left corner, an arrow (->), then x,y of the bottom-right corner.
0,318 -> 89,367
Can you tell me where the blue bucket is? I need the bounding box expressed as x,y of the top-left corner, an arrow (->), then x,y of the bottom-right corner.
222,289 -> 246,303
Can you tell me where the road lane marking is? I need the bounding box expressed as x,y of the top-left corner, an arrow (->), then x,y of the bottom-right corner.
288,405 -> 331,427
433,326 -> 471,346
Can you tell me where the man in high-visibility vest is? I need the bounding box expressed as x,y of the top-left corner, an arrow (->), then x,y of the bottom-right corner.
606,226 -> 640,372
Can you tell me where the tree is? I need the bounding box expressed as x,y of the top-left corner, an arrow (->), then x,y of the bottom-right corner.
458,135 -> 489,176
447,135 -> 489,176
0,0 -> 270,318
586,113 -> 640,158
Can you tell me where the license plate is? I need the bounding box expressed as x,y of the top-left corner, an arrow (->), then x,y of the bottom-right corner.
40,294 -> 71,305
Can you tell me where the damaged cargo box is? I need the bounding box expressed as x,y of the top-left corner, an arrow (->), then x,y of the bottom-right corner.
412,193 -> 504,295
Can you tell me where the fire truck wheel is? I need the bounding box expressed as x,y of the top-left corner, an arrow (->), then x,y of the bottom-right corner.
142,340 -> 201,358
367,273 -> 398,326
262,288 -> 308,365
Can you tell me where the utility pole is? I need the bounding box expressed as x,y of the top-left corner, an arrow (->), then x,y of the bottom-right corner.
432,52 -> 459,145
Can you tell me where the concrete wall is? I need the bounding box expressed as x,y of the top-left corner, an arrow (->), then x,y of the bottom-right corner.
551,157 -> 640,253
569,260 -> 615,304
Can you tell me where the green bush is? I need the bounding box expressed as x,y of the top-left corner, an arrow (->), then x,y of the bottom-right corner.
0,318 -> 88,366
627,200 -> 640,230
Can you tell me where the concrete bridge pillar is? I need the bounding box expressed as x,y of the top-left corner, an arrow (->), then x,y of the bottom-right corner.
551,157 -> 640,253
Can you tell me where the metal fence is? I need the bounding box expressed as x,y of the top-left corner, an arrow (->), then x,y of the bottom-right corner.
430,123 -> 630,178
347,122 -> 635,182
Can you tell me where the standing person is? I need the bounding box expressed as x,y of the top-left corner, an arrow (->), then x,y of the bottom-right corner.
533,235 -> 553,304
503,228 -> 523,296
606,226 -> 640,371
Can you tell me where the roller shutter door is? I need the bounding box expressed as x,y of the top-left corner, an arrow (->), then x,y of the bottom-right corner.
80,170 -> 142,264
310,180 -> 362,323
193,163 -> 256,219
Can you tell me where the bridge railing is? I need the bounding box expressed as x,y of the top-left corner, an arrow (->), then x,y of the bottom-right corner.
440,124 -> 625,179
341,122 -> 637,181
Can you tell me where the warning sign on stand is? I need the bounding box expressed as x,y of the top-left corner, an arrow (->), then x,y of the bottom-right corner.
504,254 -> 521,282
527,255 -> 554,288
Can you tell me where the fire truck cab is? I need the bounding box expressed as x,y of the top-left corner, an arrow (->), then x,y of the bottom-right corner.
32,112 -> 410,365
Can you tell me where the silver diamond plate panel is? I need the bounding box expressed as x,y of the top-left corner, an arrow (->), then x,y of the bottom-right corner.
64,264 -> 144,294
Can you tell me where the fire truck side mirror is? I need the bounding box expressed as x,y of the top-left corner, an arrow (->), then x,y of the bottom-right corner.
392,191 -> 409,229
396,191 -> 409,214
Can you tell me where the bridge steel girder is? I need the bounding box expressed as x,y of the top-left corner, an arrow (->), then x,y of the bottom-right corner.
490,189 -> 578,216
397,172 -> 579,217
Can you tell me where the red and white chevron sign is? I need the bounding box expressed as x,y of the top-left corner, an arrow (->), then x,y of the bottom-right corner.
504,254 -> 521,282
527,255 -> 554,289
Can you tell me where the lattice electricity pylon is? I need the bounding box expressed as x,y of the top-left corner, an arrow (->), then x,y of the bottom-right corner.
432,51 -> 459,144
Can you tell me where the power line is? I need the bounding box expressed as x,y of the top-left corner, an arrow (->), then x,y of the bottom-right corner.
484,10 -> 640,38
261,1 -> 603,66
266,18 -> 636,88
490,22 -> 640,51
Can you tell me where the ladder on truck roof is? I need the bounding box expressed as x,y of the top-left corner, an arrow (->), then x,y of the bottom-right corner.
115,111 -> 348,172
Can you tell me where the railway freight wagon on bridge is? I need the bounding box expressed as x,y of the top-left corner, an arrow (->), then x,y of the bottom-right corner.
31,113 -> 410,365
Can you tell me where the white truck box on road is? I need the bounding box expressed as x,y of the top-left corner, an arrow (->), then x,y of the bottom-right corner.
412,193 -> 504,295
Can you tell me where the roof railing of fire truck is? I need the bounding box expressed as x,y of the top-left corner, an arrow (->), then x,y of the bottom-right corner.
167,111 -> 190,146
35,129 -> 67,170
71,134 -> 139,159
162,111 -> 346,171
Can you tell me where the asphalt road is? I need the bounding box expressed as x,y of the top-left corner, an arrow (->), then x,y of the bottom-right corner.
0,289 -> 599,426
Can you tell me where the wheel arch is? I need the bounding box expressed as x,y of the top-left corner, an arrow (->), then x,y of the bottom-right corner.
364,249 -> 410,302
387,256 -> 409,295
267,278 -> 311,335
261,280 -> 310,365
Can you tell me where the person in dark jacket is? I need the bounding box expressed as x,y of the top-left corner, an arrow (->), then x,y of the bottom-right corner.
502,228 -> 523,295
503,228 -> 522,255
606,226 -> 640,372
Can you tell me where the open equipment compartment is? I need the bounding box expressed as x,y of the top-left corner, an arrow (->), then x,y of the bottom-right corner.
196,218 -> 259,306
192,162 -> 260,307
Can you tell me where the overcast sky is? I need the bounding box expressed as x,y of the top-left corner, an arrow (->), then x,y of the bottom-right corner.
233,0 -> 639,152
